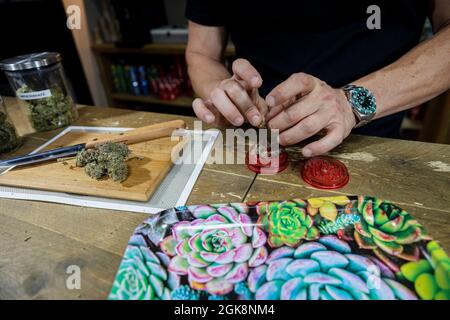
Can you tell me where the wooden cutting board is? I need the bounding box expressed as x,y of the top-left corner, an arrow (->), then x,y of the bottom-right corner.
0,129 -> 183,202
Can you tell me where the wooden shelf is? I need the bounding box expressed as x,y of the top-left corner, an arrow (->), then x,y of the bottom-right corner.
92,42 -> 234,113
111,93 -> 194,108
92,42 -> 236,56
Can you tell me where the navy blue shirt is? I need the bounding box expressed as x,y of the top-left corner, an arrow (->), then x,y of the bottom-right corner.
186,0 -> 427,138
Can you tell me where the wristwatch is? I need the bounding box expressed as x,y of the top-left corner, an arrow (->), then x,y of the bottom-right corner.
342,84 -> 377,128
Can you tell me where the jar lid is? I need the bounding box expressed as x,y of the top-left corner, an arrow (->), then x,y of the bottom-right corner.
0,52 -> 61,71
301,156 -> 349,189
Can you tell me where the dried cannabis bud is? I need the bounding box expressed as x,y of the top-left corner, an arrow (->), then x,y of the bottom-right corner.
75,142 -> 130,182
17,85 -> 76,132
84,162 -> 106,180
76,148 -> 99,167
0,110 -> 21,154
96,142 -> 130,158
107,160 -> 129,182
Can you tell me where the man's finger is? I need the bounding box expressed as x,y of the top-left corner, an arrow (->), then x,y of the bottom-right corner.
265,94 -> 303,122
265,104 -> 284,122
232,58 -> 262,89
210,88 -> 244,126
251,89 -> 269,120
238,82 -> 269,120
302,124 -> 344,157
278,111 -> 328,146
221,79 -> 262,126
193,98 -> 216,124
268,97 -> 319,132
266,73 -> 316,107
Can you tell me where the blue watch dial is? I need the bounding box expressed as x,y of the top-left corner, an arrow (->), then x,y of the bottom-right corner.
348,87 -> 376,116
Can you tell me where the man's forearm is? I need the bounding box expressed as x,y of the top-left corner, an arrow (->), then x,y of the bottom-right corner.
186,51 -> 231,100
354,25 -> 450,119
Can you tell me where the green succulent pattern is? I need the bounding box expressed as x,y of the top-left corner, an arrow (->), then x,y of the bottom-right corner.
109,196 -> 449,300
399,241 -> 450,300
257,201 -> 319,248
353,196 -> 432,270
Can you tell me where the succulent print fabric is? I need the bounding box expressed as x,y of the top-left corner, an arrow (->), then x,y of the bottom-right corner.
247,236 -> 416,300
109,196 -> 450,300
256,201 -> 319,247
109,233 -> 180,300
160,203 -> 267,295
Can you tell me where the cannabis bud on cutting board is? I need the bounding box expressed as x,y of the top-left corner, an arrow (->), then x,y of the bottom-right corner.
75,142 -> 131,182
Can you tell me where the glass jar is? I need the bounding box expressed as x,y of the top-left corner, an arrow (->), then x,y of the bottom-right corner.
0,52 -> 78,132
0,95 -> 22,155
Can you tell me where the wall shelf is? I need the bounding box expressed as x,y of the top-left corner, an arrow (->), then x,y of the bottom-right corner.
92,42 -> 235,112
111,93 -> 194,108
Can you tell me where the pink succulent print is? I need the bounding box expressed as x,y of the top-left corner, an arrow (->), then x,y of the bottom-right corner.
160,203 -> 268,296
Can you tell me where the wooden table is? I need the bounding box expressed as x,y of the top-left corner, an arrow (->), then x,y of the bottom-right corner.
1,99 -> 449,299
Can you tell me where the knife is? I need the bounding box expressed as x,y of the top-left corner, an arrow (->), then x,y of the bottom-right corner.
0,120 -> 185,168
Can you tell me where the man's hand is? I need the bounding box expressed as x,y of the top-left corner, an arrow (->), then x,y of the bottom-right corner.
265,73 -> 356,157
193,59 -> 268,128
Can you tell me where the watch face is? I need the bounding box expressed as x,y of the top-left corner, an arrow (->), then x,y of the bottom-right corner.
350,87 -> 376,116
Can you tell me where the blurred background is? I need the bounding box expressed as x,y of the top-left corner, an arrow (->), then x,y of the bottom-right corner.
0,0 -> 448,143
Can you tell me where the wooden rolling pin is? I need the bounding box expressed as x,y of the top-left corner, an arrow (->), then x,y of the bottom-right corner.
85,119 -> 186,148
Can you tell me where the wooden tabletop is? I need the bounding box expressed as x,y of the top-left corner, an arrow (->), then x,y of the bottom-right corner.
1,99 -> 449,299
